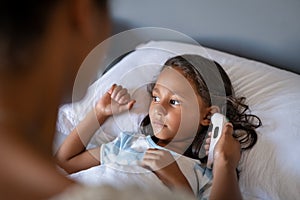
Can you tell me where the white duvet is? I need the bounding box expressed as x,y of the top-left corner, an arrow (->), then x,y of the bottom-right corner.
69,164 -> 169,192
68,154 -> 206,197
55,41 -> 300,200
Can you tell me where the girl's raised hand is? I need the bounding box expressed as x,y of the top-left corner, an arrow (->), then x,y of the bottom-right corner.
95,84 -> 136,120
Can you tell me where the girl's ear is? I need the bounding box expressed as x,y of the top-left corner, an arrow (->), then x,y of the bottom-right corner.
200,105 -> 220,126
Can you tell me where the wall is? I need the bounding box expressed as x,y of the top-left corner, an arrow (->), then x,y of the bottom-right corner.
109,0 -> 300,74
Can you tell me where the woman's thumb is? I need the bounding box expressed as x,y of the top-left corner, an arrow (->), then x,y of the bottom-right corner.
223,122 -> 233,136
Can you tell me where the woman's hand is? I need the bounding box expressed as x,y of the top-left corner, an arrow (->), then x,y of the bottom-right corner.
206,123 -> 243,200
205,122 -> 241,172
95,84 -> 136,121
141,148 -> 193,193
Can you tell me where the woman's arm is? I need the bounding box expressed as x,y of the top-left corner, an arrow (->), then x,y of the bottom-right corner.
55,85 -> 135,174
209,123 -> 242,200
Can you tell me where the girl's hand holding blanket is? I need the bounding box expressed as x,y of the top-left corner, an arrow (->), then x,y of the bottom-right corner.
141,148 -> 193,193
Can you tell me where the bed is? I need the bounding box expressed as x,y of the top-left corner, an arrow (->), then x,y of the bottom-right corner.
55,40 -> 300,199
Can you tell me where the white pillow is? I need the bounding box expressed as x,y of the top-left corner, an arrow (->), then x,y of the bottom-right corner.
55,41 -> 300,200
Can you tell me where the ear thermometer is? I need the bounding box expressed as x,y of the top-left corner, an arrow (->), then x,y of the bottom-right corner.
207,113 -> 227,169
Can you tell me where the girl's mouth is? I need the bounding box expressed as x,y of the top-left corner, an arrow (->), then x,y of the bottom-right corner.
151,120 -> 167,133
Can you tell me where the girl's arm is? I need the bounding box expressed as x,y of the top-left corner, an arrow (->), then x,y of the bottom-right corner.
208,123 -> 242,200
55,110 -> 105,174
142,149 -> 193,194
55,85 -> 135,174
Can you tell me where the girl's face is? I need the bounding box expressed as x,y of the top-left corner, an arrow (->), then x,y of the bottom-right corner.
149,67 -> 209,148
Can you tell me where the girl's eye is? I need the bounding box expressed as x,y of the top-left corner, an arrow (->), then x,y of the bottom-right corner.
170,99 -> 180,106
152,96 -> 160,102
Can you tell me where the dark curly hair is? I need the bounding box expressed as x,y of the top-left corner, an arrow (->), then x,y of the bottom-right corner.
140,54 -> 262,161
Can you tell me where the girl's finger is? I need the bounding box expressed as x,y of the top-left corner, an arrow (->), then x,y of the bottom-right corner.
140,159 -> 154,171
145,148 -> 158,153
144,149 -> 159,154
107,84 -> 117,95
118,93 -> 130,104
110,85 -> 122,99
115,88 -> 128,102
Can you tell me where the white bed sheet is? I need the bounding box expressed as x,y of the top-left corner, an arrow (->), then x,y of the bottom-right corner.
55,41 -> 300,200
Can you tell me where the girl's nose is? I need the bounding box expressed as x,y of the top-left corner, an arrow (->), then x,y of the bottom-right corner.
153,104 -> 167,118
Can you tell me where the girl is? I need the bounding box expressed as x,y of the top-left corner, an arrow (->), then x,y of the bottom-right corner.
55,54 -> 261,198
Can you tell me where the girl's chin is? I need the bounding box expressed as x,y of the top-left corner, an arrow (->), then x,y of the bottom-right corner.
154,132 -> 163,139
154,132 -> 170,141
